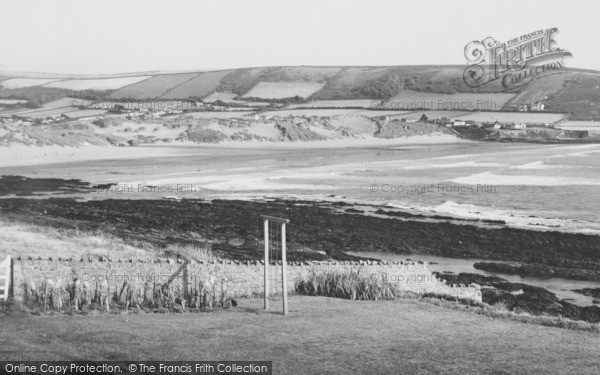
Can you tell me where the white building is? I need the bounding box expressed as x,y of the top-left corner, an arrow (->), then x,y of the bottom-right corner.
531,103 -> 545,111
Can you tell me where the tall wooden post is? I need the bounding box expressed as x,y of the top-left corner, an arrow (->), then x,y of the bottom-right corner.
261,215 -> 290,315
0,256 -> 11,301
281,223 -> 288,315
263,218 -> 269,310
9,256 -> 13,300
182,260 -> 189,300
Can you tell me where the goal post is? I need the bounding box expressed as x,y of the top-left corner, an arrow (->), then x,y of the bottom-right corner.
261,215 -> 290,316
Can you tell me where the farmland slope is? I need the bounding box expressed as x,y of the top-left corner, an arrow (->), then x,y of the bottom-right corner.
1,66 -> 599,119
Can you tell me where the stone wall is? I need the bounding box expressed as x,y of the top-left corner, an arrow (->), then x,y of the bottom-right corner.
12,257 -> 482,302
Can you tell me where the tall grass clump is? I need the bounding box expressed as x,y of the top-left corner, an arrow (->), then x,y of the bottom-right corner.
295,269 -> 413,301
13,275 -> 235,315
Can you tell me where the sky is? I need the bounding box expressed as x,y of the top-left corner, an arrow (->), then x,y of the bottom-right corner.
0,0 -> 597,74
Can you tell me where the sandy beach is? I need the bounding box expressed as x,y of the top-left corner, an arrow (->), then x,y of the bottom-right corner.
0,134 -> 462,168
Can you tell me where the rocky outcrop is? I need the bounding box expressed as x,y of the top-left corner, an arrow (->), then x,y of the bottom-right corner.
491,129 -> 592,141
474,262 -> 600,281
572,288 -> 600,299
435,272 -> 600,323
454,126 -> 600,144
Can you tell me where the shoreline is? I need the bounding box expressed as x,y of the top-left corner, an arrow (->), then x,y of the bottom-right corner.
1,168 -> 599,239
0,135 -> 463,168
4,188 -> 597,236
2,195 -> 599,272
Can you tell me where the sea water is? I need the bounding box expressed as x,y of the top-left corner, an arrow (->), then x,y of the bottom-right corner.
112,142 -> 600,235
43,141 -> 600,234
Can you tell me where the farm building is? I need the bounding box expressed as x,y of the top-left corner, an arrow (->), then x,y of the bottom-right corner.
487,121 -> 503,129
516,102 -> 546,112
486,122 -> 527,130
531,103 -> 545,111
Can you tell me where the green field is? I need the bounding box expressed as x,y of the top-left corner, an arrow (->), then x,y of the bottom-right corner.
548,73 -> 600,120
289,99 -> 376,108
44,77 -> 151,91
110,73 -> 200,99
2,295 -> 599,374
509,72 -> 574,105
310,66 -> 391,100
0,97 -> 107,119
0,78 -> 60,88
242,82 -> 326,100
162,71 -> 232,99
216,67 -> 339,97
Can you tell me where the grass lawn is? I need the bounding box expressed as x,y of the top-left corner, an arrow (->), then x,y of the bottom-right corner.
2,295 -> 599,374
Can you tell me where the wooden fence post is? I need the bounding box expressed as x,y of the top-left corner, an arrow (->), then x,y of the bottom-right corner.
261,215 -> 290,315
264,218 -> 269,310
281,223 -> 288,316
0,256 -> 11,301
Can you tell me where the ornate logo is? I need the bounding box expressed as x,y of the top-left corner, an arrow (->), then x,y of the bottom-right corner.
463,28 -> 571,90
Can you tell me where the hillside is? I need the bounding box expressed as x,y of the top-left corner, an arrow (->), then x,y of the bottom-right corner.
1,65 -> 600,120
